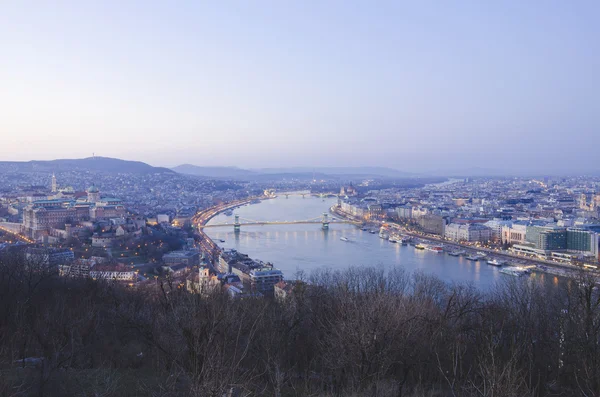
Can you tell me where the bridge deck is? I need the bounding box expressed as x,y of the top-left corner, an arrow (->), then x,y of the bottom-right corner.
199,220 -> 359,228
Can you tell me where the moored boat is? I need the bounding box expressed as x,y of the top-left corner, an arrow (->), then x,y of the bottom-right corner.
379,227 -> 389,239
466,254 -> 484,261
500,266 -> 529,277
487,259 -> 506,266
425,245 -> 443,253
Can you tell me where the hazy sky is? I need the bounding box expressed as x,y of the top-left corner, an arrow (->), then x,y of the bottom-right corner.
1,1 -> 599,173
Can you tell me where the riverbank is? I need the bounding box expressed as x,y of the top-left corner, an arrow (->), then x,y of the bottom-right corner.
331,206 -> 600,282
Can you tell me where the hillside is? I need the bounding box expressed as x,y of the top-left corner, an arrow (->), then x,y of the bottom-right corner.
172,164 -> 414,179
171,164 -> 257,178
0,157 -> 173,174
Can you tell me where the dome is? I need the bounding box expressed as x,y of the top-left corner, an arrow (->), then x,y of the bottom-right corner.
87,185 -> 99,193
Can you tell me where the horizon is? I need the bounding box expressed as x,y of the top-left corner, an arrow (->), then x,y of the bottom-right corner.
1,2 -> 599,174
0,155 -> 595,177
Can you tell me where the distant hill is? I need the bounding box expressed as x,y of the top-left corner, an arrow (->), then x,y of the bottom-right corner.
0,157 -> 173,174
255,166 -> 415,178
424,167 -> 507,178
172,164 -> 257,178
172,164 -> 414,179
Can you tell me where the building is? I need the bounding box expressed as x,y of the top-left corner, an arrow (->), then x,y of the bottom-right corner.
92,235 -> 115,248
186,265 -> 220,295
445,223 -> 491,243
367,204 -> 383,220
90,264 -> 136,281
87,185 -> 100,203
526,226 -> 567,251
417,214 -> 446,236
396,205 -> 412,219
21,186 -> 125,240
157,214 -> 170,224
340,184 -> 357,196
59,259 -> 92,278
339,201 -> 366,218
162,250 -> 200,266
26,247 -> 74,266
250,268 -> 284,294
502,223 -> 528,245
484,219 -> 512,241
274,280 -> 296,302
566,228 -> 599,257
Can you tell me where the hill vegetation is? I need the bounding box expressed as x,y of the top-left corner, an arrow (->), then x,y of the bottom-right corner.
0,157 -> 173,174
1,252 -> 599,396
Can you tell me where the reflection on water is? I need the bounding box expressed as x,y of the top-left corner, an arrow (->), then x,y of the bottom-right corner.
206,195 -> 551,290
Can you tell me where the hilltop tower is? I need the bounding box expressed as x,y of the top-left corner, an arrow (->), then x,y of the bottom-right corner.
51,173 -> 57,193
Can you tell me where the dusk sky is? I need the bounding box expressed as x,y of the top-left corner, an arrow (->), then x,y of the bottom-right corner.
1,1 -> 599,174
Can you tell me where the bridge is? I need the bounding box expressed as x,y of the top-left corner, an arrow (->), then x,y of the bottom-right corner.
198,213 -> 361,231
263,189 -> 338,199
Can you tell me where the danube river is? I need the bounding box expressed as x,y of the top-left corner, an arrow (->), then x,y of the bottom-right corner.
205,194 -> 557,290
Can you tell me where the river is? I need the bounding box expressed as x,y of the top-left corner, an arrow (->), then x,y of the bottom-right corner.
205,194 -> 560,290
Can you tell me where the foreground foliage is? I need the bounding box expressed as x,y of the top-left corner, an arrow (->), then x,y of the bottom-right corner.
1,253 -> 599,396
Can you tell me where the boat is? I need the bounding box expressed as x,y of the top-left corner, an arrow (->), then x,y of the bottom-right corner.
369,230 -> 377,234
477,251 -> 488,257
219,239 -> 226,243
500,267 -> 529,277
388,236 -> 398,243
415,244 -> 426,250
379,228 -> 389,239
448,250 -> 466,257
425,245 -> 444,253
224,209 -> 233,216
340,237 -> 349,242
466,255 -> 484,261
361,227 -> 369,231
487,259 -> 506,267
400,236 -> 412,245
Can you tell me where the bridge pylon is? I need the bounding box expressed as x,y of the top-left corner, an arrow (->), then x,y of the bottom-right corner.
322,212 -> 329,230
234,214 -> 241,233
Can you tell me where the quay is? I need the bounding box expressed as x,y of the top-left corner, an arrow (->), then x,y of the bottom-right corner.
331,206 -> 600,282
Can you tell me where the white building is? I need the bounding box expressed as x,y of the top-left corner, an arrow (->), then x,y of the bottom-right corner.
90,266 -> 136,281
445,223 -> 491,243
484,219 -> 513,241
501,224 -> 528,245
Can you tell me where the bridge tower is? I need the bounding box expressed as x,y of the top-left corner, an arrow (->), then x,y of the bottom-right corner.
234,214 -> 241,233
322,212 -> 329,230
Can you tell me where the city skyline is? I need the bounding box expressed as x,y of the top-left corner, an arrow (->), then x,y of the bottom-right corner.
1,1 -> 599,174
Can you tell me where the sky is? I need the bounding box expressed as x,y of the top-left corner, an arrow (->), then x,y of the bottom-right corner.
1,1 -> 599,174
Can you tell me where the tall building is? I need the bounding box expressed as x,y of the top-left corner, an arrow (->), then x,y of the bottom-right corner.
526,226 -> 567,251
567,228 -> 599,257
